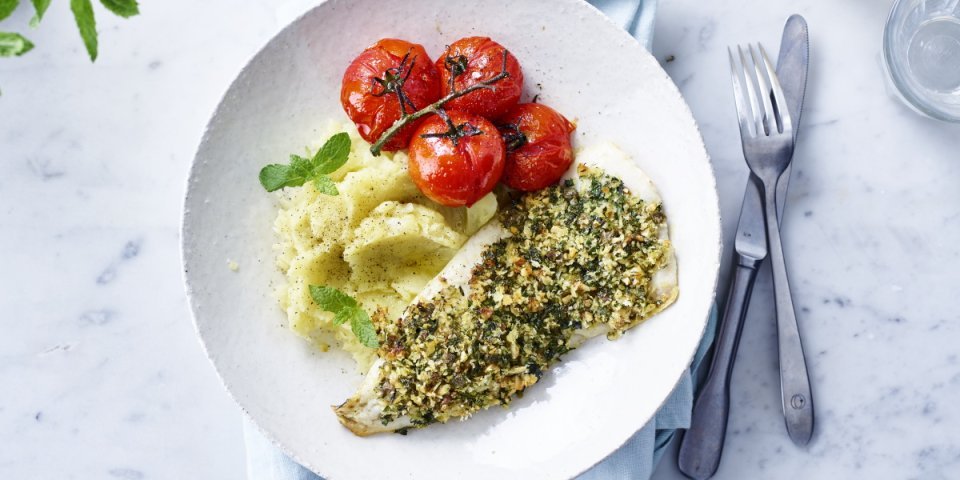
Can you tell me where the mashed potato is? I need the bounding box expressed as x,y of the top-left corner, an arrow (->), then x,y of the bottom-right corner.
273,124 -> 497,370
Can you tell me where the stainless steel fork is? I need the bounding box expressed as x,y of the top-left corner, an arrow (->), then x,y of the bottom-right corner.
728,43 -> 814,445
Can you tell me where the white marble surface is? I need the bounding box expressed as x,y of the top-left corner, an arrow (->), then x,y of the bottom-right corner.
1,0 -> 958,479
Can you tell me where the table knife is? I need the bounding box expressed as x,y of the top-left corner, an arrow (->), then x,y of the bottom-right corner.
766,14 -> 814,449
677,14 -> 810,479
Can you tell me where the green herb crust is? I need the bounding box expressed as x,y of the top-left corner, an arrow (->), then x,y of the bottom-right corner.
374,165 -> 673,427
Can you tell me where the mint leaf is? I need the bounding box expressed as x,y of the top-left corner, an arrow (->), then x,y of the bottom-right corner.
259,164 -> 297,192
258,154 -> 314,191
289,154 -> 312,174
0,0 -> 18,22
313,175 -> 338,196
29,0 -> 50,26
0,32 -> 33,57
308,286 -> 378,348
332,309 -> 352,326
309,285 -> 357,313
313,132 -> 351,175
99,0 -> 138,18
350,310 -> 379,348
70,0 -> 98,61
259,134 -> 351,194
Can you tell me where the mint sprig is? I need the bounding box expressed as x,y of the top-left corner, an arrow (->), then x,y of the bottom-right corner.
0,0 -> 138,65
259,132 -> 351,194
0,32 -> 33,57
0,0 -> 31,61
70,0 -> 139,60
309,285 -> 379,349
0,0 -> 17,20
29,0 -> 51,26
98,0 -> 138,18
70,0 -> 97,60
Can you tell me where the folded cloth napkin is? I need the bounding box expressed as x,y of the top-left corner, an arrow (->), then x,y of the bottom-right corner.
588,0 -> 658,50
245,1 -> 720,478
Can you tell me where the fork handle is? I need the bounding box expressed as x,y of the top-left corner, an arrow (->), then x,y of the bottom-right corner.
677,258 -> 759,480
763,179 -> 815,446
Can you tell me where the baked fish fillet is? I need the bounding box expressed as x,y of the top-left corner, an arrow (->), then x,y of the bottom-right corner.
336,144 -> 678,435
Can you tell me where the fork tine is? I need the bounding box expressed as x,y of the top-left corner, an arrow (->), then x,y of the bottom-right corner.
748,44 -> 776,136
758,43 -> 793,134
737,45 -> 764,136
728,47 -> 755,138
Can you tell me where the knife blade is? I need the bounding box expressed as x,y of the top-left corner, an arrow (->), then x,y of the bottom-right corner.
773,14 -> 809,222
678,15 -> 809,479
765,15 -> 813,448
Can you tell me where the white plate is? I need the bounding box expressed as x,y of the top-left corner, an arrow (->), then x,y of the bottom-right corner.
181,0 -> 720,478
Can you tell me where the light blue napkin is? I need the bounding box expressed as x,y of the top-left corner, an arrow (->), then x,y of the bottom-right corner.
244,1 -> 720,478
588,0 -> 658,50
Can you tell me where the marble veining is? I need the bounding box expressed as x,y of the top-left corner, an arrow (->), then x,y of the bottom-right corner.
651,1 -> 960,479
0,0 -> 958,479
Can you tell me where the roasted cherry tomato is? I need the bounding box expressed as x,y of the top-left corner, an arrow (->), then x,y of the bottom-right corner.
435,37 -> 523,119
341,39 -> 441,151
497,103 -> 576,192
408,111 -> 506,207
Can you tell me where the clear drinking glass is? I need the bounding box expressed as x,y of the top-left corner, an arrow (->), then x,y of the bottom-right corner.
883,0 -> 960,122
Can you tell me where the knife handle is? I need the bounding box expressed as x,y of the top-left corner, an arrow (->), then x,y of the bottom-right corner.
677,258 -> 759,480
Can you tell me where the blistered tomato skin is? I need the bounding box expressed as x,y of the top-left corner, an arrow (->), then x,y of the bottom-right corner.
498,103 -> 576,192
408,111 -> 506,207
341,39 -> 441,151
436,37 -> 523,119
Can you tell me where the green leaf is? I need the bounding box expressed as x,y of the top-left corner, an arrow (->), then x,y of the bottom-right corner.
308,286 -> 377,349
258,154 -> 315,192
312,132 -> 351,174
259,164 -> 296,192
332,309 -> 352,326
309,285 -> 357,313
259,134 -> 349,193
350,310 -> 379,348
313,175 -> 338,196
289,154 -> 312,174
99,0 -> 138,18
29,0 -> 50,26
70,0 -> 98,61
0,32 -> 34,57
0,0 -> 19,22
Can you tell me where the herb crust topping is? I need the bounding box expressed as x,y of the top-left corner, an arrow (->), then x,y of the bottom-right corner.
374,165 -> 673,426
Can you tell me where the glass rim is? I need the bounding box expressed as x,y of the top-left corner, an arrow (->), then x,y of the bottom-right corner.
882,0 -> 960,123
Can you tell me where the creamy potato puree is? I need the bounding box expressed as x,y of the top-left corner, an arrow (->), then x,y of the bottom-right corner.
273,124 -> 496,370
